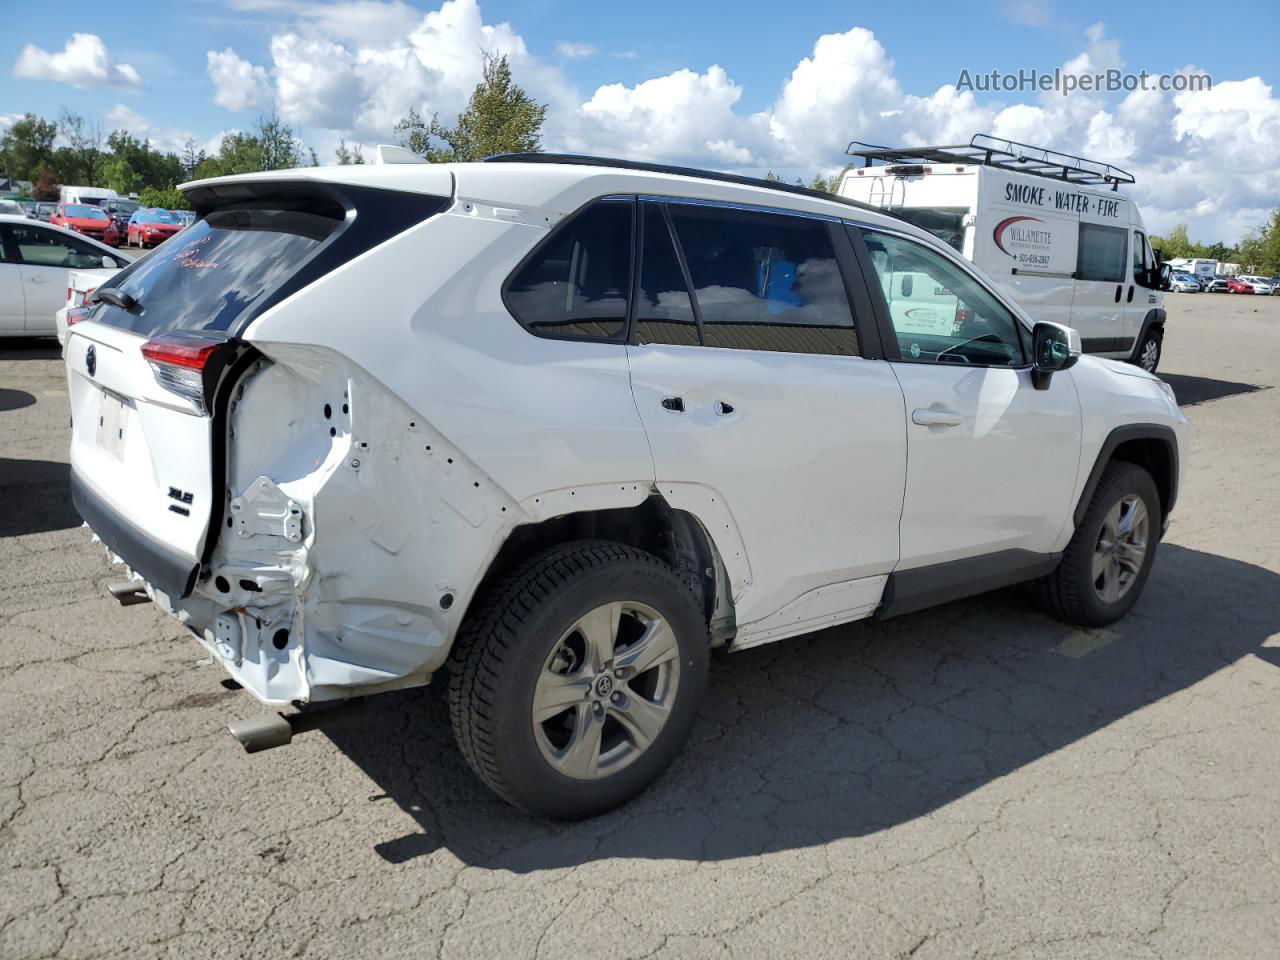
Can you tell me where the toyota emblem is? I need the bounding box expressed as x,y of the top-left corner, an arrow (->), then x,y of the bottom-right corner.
85,344 -> 97,377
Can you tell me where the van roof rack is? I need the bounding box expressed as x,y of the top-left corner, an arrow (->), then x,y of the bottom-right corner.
845,134 -> 1135,190
481,152 -> 903,220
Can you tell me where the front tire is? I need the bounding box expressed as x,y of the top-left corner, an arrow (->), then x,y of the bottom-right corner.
448,541 -> 710,820
1039,462 -> 1161,627
1132,327 -> 1162,373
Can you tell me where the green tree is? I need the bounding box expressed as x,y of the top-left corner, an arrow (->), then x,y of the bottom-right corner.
257,110 -> 303,171
138,185 -> 191,211
396,53 -> 546,162
101,153 -> 144,195
0,113 -> 57,181
334,138 -> 365,165
58,110 -> 105,185
179,138 -> 206,180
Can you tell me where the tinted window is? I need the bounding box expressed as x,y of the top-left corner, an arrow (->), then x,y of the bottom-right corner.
9,223 -> 117,269
92,205 -> 339,336
893,207 -> 969,253
634,203 -> 698,347
862,228 -> 1025,366
668,204 -> 857,356
506,199 -> 632,341
1077,223 -> 1127,283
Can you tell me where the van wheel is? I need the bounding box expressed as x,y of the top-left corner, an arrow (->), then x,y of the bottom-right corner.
1132,328 -> 1162,373
448,541 -> 709,820
1038,462 -> 1161,627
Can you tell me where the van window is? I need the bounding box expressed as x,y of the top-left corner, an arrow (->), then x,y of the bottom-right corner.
667,204 -> 858,356
506,199 -> 633,341
861,228 -> 1025,366
634,202 -> 698,347
92,205 -> 343,337
892,207 -> 969,253
1077,223 -> 1127,283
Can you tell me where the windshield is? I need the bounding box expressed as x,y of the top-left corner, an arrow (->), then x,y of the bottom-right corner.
891,207 -> 970,253
137,209 -> 177,224
112,201 -> 141,216
93,204 -> 341,337
66,205 -> 109,220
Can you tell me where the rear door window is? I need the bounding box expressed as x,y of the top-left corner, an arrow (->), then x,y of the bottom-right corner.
634,202 -> 698,347
93,205 -> 341,337
505,198 -> 633,341
666,203 -> 858,356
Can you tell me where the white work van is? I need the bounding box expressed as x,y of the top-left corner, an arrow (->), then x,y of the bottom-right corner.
839,135 -> 1166,371
59,185 -> 119,207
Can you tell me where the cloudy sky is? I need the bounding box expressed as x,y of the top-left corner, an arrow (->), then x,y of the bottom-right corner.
3,0 -> 1278,242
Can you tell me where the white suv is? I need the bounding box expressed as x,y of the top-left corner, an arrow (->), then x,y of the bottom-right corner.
65,156 -> 1188,819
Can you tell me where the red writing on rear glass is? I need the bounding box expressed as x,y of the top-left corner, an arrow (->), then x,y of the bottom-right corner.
173,236 -> 219,270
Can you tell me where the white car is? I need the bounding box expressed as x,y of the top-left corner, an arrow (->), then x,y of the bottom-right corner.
65,156 -> 1188,819
1169,274 -> 1201,293
55,267 -> 122,347
1,214 -> 129,338
1239,275 -> 1275,295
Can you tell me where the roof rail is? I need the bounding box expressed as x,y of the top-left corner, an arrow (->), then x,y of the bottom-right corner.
481,152 -> 903,221
845,134 -> 1134,190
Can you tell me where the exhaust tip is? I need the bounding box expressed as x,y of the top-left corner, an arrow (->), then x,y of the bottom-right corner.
228,714 -> 293,753
107,581 -> 150,606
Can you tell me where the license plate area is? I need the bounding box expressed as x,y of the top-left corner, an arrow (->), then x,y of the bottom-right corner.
94,386 -> 131,461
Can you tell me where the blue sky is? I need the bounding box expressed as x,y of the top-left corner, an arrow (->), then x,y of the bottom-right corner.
3,0 -> 1279,240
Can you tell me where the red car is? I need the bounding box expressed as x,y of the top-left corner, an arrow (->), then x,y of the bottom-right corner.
49,203 -> 120,247
126,208 -> 183,248
1226,277 -> 1254,294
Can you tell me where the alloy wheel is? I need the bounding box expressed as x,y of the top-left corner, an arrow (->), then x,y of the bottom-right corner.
531,601 -> 681,780
1092,494 -> 1149,603
1139,338 -> 1159,371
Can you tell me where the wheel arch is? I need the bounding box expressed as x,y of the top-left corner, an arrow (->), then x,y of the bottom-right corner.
1130,308 -> 1166,362
1073,424 -> 1178,530
464,495 -> 738,646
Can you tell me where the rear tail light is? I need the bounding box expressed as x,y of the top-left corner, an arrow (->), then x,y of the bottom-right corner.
141,334 -> 222,413
65,306 -> 90,328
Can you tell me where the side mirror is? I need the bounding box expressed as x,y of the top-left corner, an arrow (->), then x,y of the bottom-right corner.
101,255 -> 115,269
1031,321 -> 1080,390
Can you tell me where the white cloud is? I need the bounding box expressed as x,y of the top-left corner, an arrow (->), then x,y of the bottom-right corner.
207,48 -> 270,112
13,33 -> 143,90
104,104 -> 218,156
197,6 -> 1279,241
556,42 -> 596,59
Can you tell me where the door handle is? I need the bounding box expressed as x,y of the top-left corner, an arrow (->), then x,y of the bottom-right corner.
660,396 -> 684,413
714,401 -> 735,416
912,408 -> 964,427
1113,284 -> 1122,303
1126,285 -> 1135,303
28,275 -> 49,284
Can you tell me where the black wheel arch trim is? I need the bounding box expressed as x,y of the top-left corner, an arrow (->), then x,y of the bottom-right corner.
1129,308 -> 1166,362
1073,423 -> 1178,529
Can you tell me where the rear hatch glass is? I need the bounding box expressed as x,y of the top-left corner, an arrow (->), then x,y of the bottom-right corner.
93,204 -> 342,337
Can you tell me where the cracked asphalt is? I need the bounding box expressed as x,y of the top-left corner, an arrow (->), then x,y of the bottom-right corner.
3,293 -> 1280,960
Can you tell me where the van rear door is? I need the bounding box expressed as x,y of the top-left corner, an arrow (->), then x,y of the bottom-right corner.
66,198 -> 348,598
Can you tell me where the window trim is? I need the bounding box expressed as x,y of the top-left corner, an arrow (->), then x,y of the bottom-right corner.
5,221 -> 120,270
501,195 -> 636,345
851,223 -> 1032,369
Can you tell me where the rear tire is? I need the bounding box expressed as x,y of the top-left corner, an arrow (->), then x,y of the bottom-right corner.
1039,462 -> 1161,627
448,541 -> 710,820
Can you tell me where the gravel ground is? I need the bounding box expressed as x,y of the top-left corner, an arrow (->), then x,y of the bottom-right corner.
2,292 -> 1279,959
